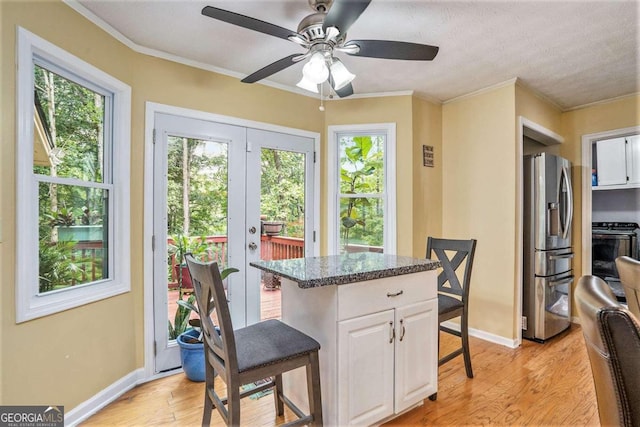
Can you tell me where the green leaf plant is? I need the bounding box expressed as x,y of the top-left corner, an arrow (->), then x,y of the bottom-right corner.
168,265 -> 239,342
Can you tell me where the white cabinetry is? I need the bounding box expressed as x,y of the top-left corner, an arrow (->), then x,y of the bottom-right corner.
280,270 -> 438,426
338,310 -> 395,425
337,300 -> 437,426
627,135 -> 640,185
595,135 -> 640,189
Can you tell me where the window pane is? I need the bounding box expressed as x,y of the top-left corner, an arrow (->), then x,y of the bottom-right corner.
33,64 -> 105,183
339,135 -> 384,194
38,182 -> 109,293
339,197 -> 384,253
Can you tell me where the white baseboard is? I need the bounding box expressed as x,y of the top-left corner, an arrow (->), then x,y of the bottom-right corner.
441,320 -> 519,349
65,368 -> 145,426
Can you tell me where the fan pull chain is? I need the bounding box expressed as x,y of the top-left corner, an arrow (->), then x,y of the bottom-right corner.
319,83 -> 325,111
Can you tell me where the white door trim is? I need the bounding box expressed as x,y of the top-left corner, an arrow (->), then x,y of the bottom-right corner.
143,102 -> 320,378
516,116 -> 563,347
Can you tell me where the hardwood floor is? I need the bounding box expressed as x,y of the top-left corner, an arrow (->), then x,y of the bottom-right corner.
82,325 -> 599,426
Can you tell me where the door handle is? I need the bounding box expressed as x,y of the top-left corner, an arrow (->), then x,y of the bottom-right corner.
389,321 -> 395,343
561,166 -> 573,239
549,276 -> 574,287
248,242 -> 257,251
549,253 -> 574,260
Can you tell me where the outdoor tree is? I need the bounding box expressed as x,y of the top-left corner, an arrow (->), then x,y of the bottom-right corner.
339,135 -> 384,249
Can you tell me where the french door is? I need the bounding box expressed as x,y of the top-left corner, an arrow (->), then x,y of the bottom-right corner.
152,112 -> 316,373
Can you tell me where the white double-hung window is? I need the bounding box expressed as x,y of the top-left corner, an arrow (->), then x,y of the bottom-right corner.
16,28 -> 131,322
327,124 -> 396,255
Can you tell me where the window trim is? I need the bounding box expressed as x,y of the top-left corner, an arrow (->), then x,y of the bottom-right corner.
16,27 -> 131,323
327,123 -> 397,255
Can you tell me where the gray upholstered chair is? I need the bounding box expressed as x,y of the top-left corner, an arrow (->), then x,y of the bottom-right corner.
426,237 -> 477,379
575,275 -> 640,427
184,254 -> 323,426
616,255 -> 640,319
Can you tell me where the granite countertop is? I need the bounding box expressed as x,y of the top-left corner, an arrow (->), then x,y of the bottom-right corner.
250,252 -> 441,289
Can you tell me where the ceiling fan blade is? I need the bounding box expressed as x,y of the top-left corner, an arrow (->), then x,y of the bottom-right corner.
323,0 -> 372,34
241,54 -> 300,83
334,83 -> 354,98
329,72 -> 354,97
202,6 -> 297,41
345,40 -> 439,60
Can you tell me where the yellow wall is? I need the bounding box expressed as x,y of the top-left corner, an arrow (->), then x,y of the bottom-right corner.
0,0 -> 323,409
1,1 -> 137,408
2,0 -> 638,413
515,82 -> 563,134
412,96 -> 443,257
442,84 -> 517,339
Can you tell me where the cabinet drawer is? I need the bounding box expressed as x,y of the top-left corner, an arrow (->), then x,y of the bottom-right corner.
337,270 -> 436,321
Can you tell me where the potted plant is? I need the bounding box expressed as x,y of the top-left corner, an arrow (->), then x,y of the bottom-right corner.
173,266 -> 239,382
168,234 -> 209,292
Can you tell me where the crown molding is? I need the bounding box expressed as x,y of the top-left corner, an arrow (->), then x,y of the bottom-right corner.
564,91 -> 640,112
442,78 -> 519,105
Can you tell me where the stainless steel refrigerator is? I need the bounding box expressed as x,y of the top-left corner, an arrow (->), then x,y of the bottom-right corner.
522,153 -> 574,342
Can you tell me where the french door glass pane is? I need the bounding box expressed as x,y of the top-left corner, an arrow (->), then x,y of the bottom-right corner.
166,136 -> 229,340
259,148 -> 306,320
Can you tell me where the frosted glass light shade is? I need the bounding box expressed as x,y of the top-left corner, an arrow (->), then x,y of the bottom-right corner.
296,75 -> 319,93
302,52 -> 329,84
330,59 -> 355,90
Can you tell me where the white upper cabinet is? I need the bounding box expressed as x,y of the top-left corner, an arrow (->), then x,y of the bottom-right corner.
626,135 -> 640,185
594,135 -> 640,189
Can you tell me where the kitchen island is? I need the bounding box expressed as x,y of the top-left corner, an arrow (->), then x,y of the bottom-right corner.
251,253 -> 441,426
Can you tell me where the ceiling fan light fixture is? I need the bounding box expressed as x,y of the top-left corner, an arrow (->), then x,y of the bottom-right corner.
325,26 -> 340,41
296,75 -> 319,93
302,52 -> 329,84
329,59 -> 355,90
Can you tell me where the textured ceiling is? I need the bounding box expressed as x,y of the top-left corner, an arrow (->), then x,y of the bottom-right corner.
72,0 -> 640,110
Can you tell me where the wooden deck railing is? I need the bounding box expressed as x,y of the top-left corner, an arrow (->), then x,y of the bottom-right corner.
167,235 -> 304,286
71,235 -> 381,285
260,235 -> 305,260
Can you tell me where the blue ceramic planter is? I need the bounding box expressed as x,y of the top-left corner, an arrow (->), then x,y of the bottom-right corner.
177,329 -> 205,382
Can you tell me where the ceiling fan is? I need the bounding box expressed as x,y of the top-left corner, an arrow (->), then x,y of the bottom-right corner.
202,0 -> 439,98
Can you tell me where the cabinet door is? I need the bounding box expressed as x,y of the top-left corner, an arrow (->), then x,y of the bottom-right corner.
338,310 -> 395,426
394,299 -> 438,413
596,137 -> 627,186
626,135 -> 640,185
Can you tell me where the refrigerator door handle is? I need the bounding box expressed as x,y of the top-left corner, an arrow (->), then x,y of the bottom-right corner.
548,276 -> 574,287
561,166 -> 573,240
549,253 -> 575,260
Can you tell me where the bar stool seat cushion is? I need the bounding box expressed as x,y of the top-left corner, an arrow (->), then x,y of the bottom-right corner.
235,319 -> 321,373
